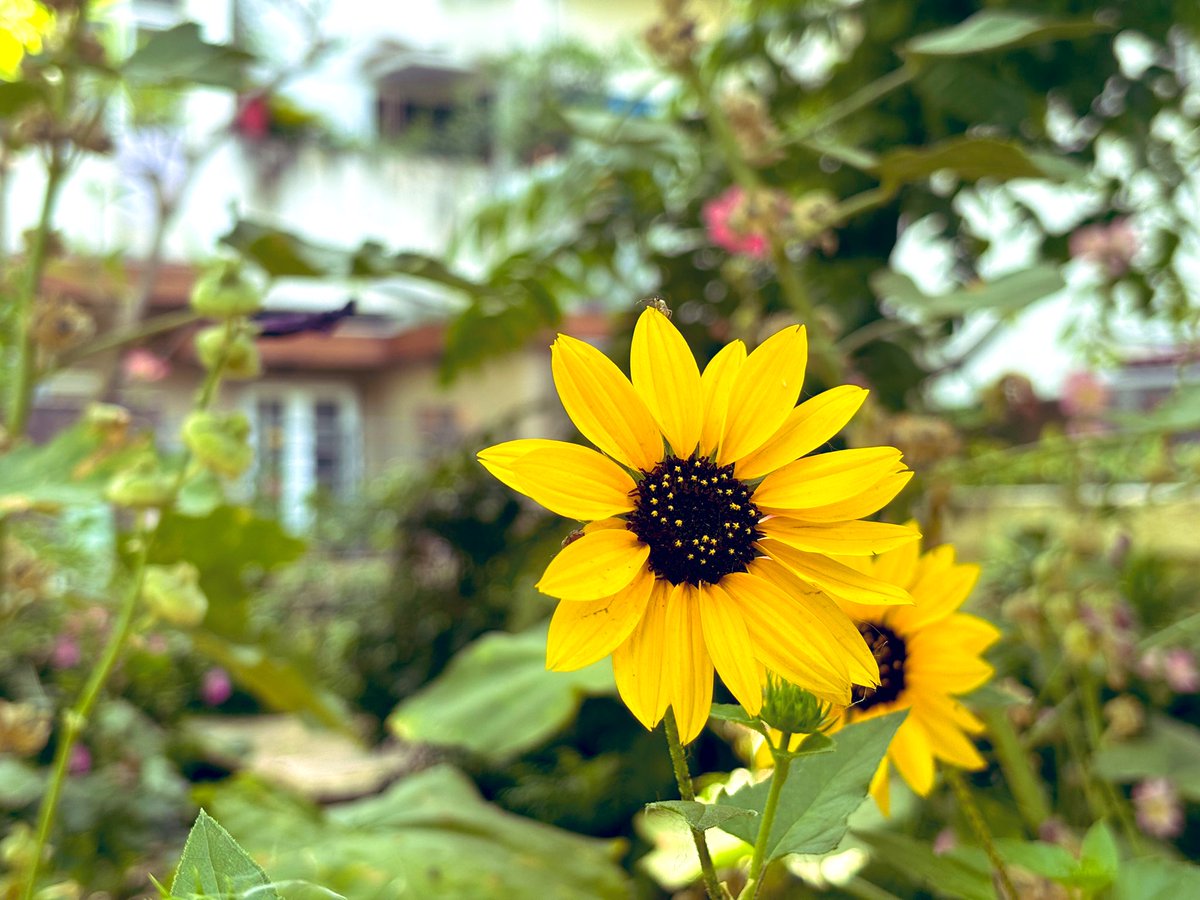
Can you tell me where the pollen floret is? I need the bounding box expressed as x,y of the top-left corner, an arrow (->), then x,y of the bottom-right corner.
851,622 -> 907,709
626,454 -> 761,585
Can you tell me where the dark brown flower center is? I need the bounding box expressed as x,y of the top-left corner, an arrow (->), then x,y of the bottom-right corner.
851,622 -> 907,711
626,455 -> 761,586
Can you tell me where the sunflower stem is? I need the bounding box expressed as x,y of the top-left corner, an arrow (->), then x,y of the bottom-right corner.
738,730 -> 793,900
944,767 -> 1019,900
663,708 -> 726,900
980,708 -> 1051,834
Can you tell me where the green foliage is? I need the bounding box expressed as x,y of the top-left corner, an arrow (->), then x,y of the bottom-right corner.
122,23 -> 255,90
1093,714 -> 1200,801
388,625 -> 613,763
169,810 -> 280,900
716,711 -> 905,860
901,11 -> 1110,58
195,766 -> 630,899
644,800 -> 756,832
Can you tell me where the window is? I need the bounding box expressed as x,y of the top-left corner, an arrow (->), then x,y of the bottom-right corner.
374,63 -> 492,159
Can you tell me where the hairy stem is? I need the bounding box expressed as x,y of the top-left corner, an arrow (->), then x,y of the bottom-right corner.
738,731 -> 793,900
945,767 -> 1018,900
664,709 -> 725,900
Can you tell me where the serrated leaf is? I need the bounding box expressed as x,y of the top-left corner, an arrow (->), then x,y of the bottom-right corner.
871,266 -> 1065,320
387,624 -> 614,763
716,711 -> 905,859
904,11 -> 1108,58
170,809 -> 280,899
645,800 -> 757,831
708,703 -> 761,727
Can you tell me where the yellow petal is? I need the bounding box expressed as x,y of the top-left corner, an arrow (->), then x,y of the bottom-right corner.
752,447 -> 904,514
612,579 -> 672,729
664,583 -> 715,744
735,385 -> 869,480
546,566 -> 655,671
905,645 -> 994,695
914,696 -> 987,770
478,438 -> 570,495
509,444 -> 636,520
888,717 -> 935,796
536,529 -> 649,601
762,539 -> 914,606
792,470 -> 913,523
719,325 -> 808,465
905,553 -> 981,629
940,613 -> 1003,655
748,558 -> 881,686
720,571 -> 853,703
757,518 -> 921,557
699,340 -> 747,456
699,583 -> 763,715
551,333 -> 664,471
631,308 -> 703,458
870,531 -> 922,591
869,758 -> 891,816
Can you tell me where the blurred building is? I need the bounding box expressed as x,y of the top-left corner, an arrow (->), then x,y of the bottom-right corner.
6,0 -> 656,530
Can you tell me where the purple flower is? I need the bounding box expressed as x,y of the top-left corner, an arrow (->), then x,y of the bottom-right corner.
1164,648 -> 1200,694
68,744 -> 92,777
1132,778 -> 1184,839
50,636 -> 81,669
201,668 -> 233,707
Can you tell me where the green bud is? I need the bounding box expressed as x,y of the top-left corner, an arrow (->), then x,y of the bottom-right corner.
83,402 -> 131,441
182,410 -> 253,478
189,260 -> 262,319
760,674 -> 834,735
105,453 -> 175,508
142,562 -> 208,628
1062,620 -> 1096,666
195,325 -> 262,380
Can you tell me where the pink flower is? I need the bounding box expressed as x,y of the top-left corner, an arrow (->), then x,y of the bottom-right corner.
68,744 -> 92,777
201,668 -> 233,707
235,96 -> 271,140
1069,219 -> 1138,278
1164,648 -> 1200,694
122,349 -> 170,383
703,186 -> 769,259
50,636 -> 81,669
933,828 -> 958,856
1132,778 -> 1184,839
1060,371 -> 1110,419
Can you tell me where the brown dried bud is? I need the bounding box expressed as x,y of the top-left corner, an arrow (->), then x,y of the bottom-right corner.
31,295 -> 95,354
872,413 -> 962,470
721,90 -> 782,166
644,1 -> 699,69
0,700 -> 52,757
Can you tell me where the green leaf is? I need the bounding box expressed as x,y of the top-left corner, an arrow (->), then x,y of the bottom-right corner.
855,829 -> 995,900
716,711 -> 905,859
1093,714 -> 1200,801
1114,385 -> 1200,437
387,624 -> 614,763
0,81 -> 43,117
1079,820 -> 1119,877
776,731 -> 836,759
123,23 -> 254,90
645,800 -> 757,832
904,11 -> 1108,58
196,766 -> 629,899
169,809 -> 280,899
708,703 -> 761,728
1113,858 -> 1200,899
994,838 -> 1078,880
876,137 -> 1067,192
870,265 -> 1065,320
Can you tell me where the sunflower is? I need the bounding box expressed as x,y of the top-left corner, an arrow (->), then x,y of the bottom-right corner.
829,532 -> 1001,813
478,307 -> 920,743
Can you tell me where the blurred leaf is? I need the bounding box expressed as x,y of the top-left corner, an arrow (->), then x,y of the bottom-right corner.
877,137 -> 1064,192
174,469 -> 225,518
1093,714 -> 1200,800
190,632 -> 355,735
870,266 -> 1065,319
0,81 -> 42,117
1113,384 -> 1200,436
855,829 -> 994,900
1113,858 -> 1200,899
994,838 -> 1078,879
645,801 -> 757,832
387,624 -> 613,763
0,421 -> 142,514
715,711 -> 905,859
904,11 -> 1108,58
1078,821 -> 1120,884
709,703 -> 761,727
1139,609 -> 1200,651
198,766 -> 630,899
0,758 -> 43,809
123,23 -> 255,89
170,809 -> 280,899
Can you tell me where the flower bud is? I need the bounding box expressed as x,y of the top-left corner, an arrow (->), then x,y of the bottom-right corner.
105,453 -> 175,508
142,562 -> 208,628
182,410 -> 253,478
760,675 -> 834,734
189,260 -> 262,319
0,700 -> 52,757
194,324 -> 261,379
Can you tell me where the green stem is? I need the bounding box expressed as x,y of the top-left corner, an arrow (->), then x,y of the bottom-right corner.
1075,670 -> 1146,854
21,533 -> 150,900
980,708 -> 1051,834
945,767 -> 1018,900
738,731 -> 792,900
789,67 -> 917,143
663,708 -> 725,900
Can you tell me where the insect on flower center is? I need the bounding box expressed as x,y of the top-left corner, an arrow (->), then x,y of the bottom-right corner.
626,455 -> 762,586
851,622 -> 907,711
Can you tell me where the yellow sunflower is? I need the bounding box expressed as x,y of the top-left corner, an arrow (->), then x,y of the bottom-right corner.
830,532 -> 1001,813
0,0 -> 54,80
478,307 -> 920,743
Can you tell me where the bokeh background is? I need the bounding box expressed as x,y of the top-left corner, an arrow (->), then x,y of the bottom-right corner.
2,0 -> 1200,896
